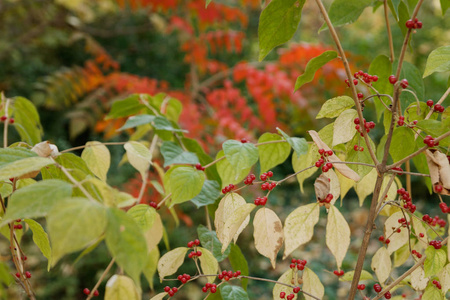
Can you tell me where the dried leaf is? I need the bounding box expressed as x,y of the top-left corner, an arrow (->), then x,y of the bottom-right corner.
253,207 -> 284,268
308,130 -> 360,181
411,267 -> 429,291
426,149 -> 450,195
314,174 -> 330,201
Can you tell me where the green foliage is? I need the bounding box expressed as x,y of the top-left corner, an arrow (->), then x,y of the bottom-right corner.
320,0 -> 374,31
294,51 -> 338,91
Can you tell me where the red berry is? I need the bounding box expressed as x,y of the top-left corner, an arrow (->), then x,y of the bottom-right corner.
187,241 -> 194,248
194,239 -> 200,246
83,288 -> 90,295
378,236 -> 384,242
372,75 -> 378,82
164,286 -> 171,292
25,271 -> 31,278
0,116 -> 6,121
172,287 -> 178,293
241,138 -> 248,143
357,93 -> 363,99
406,20 -> 414,28
435,185 -> 443,193
426,99 -> 434,107
419,233 -> 424,238
93,290 -> 99,297
211,287 -> 217,293
400,79 -> 409,88
374,284 -> 382,293
9,118 -> 14,124
15,272 -> 20,278
357,284 -> 366,290
280,292 -> 286,298
168,290 -> 175,296
388,75 -> 397,84
293,287 -> 300,293
385,238 -> 390,244
384,291 -> 391,299
202,287 -> 208,293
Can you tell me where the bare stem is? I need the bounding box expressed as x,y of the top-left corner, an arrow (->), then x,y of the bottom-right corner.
383,0 -> 395,62
157,193 -> 172,209
203,156 -> 225,169
3,97 -> 10,148
86,258 -> 115,300
60,142 -> 127,153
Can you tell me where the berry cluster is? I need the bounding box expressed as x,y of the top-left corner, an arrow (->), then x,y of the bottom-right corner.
433,104 -> 445,113
357,284 -> 366,290
82,288 -> 99,297
423,135 -> 439,147
164,286 -> 179,297
373,284 -> 382,293
354,118 -> 376,135
218,270 -> 241,281
429,240 -> 442,250
439,201 -> 450,214
201,283 -> 217,293
222,184 -> 235,194
188,250 -> 202,258
318,193 -> 333,205
177,274 -> 191,283
254,196 -> 268,206
187,239 -> 202,258
187,239 -> 200,248
354,70 -> 379,84
344,78 -> 359,87
0,116 -> 14,123
13,219 -> 23,230
315,149 -> 334,172
422,214 -> 446,227
15,271 -> 31,279
411,250 -> 422,259
261,181 -> 276,191
397,116 -> 405,126
398,188 -> 416,213
244,174 -> 256,185
333,270 -> 344,277
397,217 -> 409,228
289,258 -> 307,271
432,279 -> 442,289
405,18 -> 423,29
279,292 -> 295,300
388,75 -> 408,88
149,201 -> 158,209
378,236 -> 390,245
260,171 -> 273,181
392,167 -> 403,175
195,163 -> 206,171
353,145 -> 364,151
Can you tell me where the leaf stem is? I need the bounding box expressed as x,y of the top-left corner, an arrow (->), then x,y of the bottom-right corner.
86,258 -> 115,300
53,159 -> 96,202
60,142 -> 127,153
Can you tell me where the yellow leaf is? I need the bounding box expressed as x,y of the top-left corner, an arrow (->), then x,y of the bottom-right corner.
104,275 -> 140,300
149,292 -> 168,300
355,169 -> 377,206
326,205 -> 350,268
332,109 -> 358,146
144,213 -> 163,253
157,247 -> 188,280
124,141 -> 152,178
272,269 -> 298,300
308,130 -> 360,181
283,203 -> 320,259
197,247 -> 219,282
143,247 -> 159,290
324,169 -> 340,205
336,169 -> 354,201
302,267 -> 324,300
221,203 -> 255,252
371,247 -> 391,284
438,263 -> 450,294
411,267 -> 428,291
292,144 -> 319,193
253,207 -> 284,268
81,141 -> 110,181
384,212 -> 409,254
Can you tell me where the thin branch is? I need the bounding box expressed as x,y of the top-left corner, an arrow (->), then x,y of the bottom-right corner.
203,156 -> 226,169
53,160 -> 96,202
86,259 -> 115,300
383,0 -> 395,62
60,142 -> 127,153
157,193 -> 172,209
3,96 -> 10,148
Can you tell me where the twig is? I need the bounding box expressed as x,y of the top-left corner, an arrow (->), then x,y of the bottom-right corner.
60,142 -> 127,153
53,160 -> 96,202
86,258 -> 115,300
383,0 -> 395,62
157,193 -> 172,209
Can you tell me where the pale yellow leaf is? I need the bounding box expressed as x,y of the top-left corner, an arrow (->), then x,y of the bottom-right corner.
124,141 -> 152,178
326,205 -> 350,268
105,275 -> 140,300
157,247 -> 188,280
384,212 -> 409,254
355,169 -> 377,206
371,247 -> 391,284
253,207 -> 284,268
272,269 -> 298,300
332,109 -> 358,146
283,203 -> 320,259
143,247 -> 159,290
412,218 -> 428,248
438,263 -> 450,294
82,141 -> 111,181
411,267 -> 428,291
86,177 -> 115,206
336,170 -> 354,201
324,169 -> 340,205
144,213 -> 163,253
308,130 -> 360,181
149,292 -> 167,300
302,267 -> 324,300
197,247 -> 218,282
393,243 -> 412,268
221,203 -> 255,252
292,144 -> 320,193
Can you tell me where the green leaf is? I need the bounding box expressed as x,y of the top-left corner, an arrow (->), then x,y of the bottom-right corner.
147,93 -> 182,122
387,0 -> 401,20
197,247 -> 219,282
220,284 -> 249,300
0,147 -> 36,167
24,219 -> 52,269
316,96 -> 355,119
160,141 -> 199,167
229,244 -> 249,290
441,0 -> 450,15
117,115 -> 156,131
81,141 -> 110,181
397,1 -> 410,37
153,116 -> 187,133
1,179 -> 72,225
223,140 -> 258,171
104,275 -> 141,300
332,109 -> 358,146
346,135 -> 375,178
258,0 -> 306,61
157,247 -> 189,280
368,55 -> 393,121
424,246 -> 446,277
11,97 -> 43,145
257,133 -> 290,173
206,0 -> 212,7
124,141 -> 152,178
320,0 -> 373,31
405,102 -> 437,123
165,166 -> 205,206
295,51 -> 338,91
191,180 -> 221,208
389,127 -> 416,162
106,95 -> 144,119
276,128 -> 308,157
127,204 -> 163,252
106,208 -> 148,283
423,46 -> 450,78
395,62 -> 425,110
422,284 -> 445,300
216,151 -> 251,188
0,156 -> 52,182
143,247 -> 159,290
48,198 -> 107,266
339,270 -> 374,282
198,225 -> 230,262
